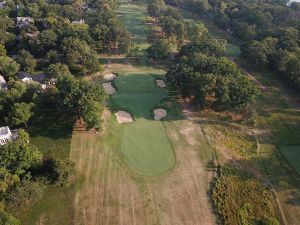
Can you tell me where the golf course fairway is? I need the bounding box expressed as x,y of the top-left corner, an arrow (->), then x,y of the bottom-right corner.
109,4 -> 175,176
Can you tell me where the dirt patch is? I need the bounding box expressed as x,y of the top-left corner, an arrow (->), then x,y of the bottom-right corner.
102,82 -> 116,95
115,111 -> 134,124
156,79 -> 166,88
154,108 -> 167,120
103,73 -> 116,81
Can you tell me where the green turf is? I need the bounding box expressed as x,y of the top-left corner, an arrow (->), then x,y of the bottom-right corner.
14,113 -> 75,225
116,3 -> 150,51
108,3 -> 176,176
110,70 -> 175,175
280,146 -> 300,176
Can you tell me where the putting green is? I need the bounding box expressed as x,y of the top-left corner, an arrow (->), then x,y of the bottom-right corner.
109,3 -> 175,176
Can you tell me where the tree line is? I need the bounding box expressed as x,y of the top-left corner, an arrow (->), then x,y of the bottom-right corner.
147,0 -> 259,114
0,0 -> 128,222
164,0 -> 300,89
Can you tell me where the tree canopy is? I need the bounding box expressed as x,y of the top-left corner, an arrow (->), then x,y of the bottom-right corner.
57,75 -> 107,131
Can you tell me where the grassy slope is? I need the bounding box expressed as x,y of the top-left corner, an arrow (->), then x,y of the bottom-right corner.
15,114 -> 75,225
116,3 -> 150,50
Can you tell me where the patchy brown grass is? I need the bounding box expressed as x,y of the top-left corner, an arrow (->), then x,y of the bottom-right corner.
69,107 -> 217,225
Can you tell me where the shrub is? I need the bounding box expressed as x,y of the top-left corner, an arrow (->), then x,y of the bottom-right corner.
5,179 -> 44,209
42,158 -> 74,187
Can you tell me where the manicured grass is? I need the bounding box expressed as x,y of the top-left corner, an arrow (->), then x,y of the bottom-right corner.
121,119 -> 175,175
109,70 -> 175,175
107,3 -> 176,176
116,3 -> 150,50
280,146 -> 300,176
16,186 -> 75,225
112,72 -> 167,118
29,113 -> 73,158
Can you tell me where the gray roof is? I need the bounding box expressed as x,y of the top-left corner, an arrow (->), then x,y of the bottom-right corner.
18,72 -> 46,83
0,126 -> 10,136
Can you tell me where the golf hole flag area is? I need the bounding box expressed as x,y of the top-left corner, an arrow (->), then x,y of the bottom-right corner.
110,69 -> 175,176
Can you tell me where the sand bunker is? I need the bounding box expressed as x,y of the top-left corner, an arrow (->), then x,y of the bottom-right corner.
154,108 -> 167,120
103,73 -> 116,80
156,79 -> 166,88
115,111 -> 134,124
102,82 -> 116,95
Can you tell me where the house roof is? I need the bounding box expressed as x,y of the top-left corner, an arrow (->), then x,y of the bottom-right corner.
0,75 -> 6,84
0,126 -> 10,137
18,72 -> 46,83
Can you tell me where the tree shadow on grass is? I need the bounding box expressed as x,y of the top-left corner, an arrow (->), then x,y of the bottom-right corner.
29,112 -> 73,140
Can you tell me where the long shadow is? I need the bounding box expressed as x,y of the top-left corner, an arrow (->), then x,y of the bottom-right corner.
29,111 -> 73,140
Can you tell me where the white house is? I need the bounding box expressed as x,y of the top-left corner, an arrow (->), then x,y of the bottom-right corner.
72,19 -> 85,25
21,76 -> 33,82
16,17 -> 34,28
0,1 -> 6,8
0,127 -> 14,146
0,75 -> 7,91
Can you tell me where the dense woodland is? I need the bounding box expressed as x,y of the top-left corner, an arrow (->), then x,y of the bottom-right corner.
147,0 -> 259,113
0,0 -> 128,223
164,0 -> 300,89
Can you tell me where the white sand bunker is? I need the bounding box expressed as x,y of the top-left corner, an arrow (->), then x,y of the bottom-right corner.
102,82 -> 116,95
156,79 -> 166,88
103,73 -> 116,80
154,108 -> 167,120
115,111 -> 134,124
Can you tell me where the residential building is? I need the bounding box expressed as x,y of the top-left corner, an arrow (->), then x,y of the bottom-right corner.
0,75 -> 7,91
0,127 -> 17,146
